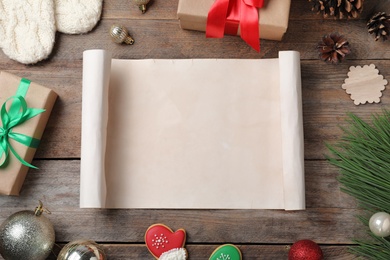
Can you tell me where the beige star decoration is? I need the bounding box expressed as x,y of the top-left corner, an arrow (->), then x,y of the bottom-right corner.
342,64 -> 388,105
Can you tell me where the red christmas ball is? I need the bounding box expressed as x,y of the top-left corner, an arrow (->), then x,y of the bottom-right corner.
288,239 -> 324,260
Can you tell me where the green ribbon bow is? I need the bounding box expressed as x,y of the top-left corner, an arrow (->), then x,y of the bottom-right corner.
0,78 -> 45,169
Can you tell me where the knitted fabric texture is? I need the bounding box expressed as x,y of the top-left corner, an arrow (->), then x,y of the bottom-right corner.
0,0 -> 55,64
0,0 -> 102,64
55,0 -> 103,34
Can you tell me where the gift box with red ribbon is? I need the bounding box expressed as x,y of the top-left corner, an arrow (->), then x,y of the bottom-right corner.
177,0 -> 291,51
0,71 -> 57,195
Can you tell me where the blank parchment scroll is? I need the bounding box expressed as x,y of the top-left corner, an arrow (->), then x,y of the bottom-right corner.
80,50 -> 305,210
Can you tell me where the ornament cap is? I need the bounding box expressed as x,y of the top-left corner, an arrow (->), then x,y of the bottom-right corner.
123,36 -> 135,45
35,200 -> 51,216
139,4 -> 147,14
134,0 -> 150,13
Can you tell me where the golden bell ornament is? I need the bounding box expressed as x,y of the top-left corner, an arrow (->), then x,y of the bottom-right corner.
134,0 -> 150,14
110,25 -> 134,45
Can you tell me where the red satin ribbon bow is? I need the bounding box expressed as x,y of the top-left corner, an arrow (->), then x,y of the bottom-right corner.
206,0 -> 264,52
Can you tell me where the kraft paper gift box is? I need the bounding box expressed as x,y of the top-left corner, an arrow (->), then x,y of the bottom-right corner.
0,71 -> 57,195
80,50 -> 305,210
177,0 -> 291,41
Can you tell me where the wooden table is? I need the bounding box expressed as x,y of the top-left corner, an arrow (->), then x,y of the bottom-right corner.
0,0 -> 388,259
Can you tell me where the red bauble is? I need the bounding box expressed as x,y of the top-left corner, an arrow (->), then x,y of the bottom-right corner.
288,239 -> 324,260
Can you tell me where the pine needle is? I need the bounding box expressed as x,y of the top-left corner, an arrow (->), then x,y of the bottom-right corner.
326,111 -> 390,259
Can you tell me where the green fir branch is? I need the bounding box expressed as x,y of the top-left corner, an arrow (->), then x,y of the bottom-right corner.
326,111 -> 390,259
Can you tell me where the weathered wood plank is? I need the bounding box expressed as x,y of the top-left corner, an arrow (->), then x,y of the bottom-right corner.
45,244 -> 355,260
102,0 -> 177,20
49,208 -> 364,244
56,18 -> 390,60
0,160 -> 365,244
0,16 -> 388,65
1,157 -> 358,210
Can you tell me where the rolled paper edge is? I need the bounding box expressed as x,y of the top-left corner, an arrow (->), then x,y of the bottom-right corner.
80,49 -> 112,208
278,51 -> 306,210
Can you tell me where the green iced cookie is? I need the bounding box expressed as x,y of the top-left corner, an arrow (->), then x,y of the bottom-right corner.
209,244 -> 242,260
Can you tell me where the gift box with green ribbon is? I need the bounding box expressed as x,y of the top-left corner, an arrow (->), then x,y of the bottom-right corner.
0,71 -> 57,195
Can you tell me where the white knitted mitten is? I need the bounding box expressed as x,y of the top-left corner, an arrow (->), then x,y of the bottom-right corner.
0,0 -> 102,64
0,0 -> 56,64
55,0 -> 103,34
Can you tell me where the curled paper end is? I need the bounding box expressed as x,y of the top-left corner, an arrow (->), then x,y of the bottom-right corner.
80,49 -> 112,208
159,248 -> 187,260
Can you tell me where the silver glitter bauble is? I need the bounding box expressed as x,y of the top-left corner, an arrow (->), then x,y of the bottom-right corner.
0,204 -> 55,260
369,212 -> 390,237
57,240 -> 106,260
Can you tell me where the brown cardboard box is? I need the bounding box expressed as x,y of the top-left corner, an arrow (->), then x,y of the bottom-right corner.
0,71 -> 57,195
177,0 -> 291,41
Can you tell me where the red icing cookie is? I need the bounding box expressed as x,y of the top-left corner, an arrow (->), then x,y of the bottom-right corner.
145,224 -> 186,259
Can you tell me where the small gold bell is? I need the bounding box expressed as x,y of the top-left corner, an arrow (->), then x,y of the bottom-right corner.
110,25 -> 135,45
134,0 -> 150,14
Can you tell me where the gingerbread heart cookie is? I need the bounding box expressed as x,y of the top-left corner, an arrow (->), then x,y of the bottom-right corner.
145,224 -> 187,259
209,244 -> 242,260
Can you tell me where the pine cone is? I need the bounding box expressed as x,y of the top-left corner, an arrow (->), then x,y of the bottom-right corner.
367,12 -> 390,41
309,0 -> 364,19
317,33 -> 351,63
